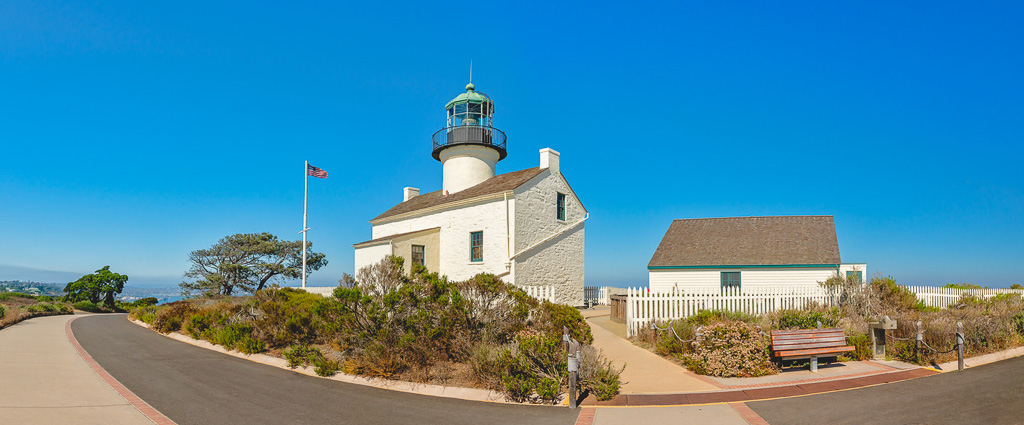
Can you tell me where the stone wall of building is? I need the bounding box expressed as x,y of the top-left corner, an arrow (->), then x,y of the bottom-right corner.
512,170 -> 586,305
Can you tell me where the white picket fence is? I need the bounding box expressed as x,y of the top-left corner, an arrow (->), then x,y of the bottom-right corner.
624,286 -> 838,337
524,285 -> 557,303
622,284 -> 1024,337
583,286 -> 628,305
904,286 -> 1024,308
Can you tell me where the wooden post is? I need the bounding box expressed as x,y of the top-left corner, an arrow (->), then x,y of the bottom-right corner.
563,326 -> 570,350
956,321 -> 965,371
567,339 -> 579,409
915,320 -> 923,364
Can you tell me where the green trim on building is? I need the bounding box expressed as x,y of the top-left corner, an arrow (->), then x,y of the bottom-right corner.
649,264 -> 840,270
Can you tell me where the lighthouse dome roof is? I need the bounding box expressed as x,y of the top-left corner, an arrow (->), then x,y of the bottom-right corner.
445,83 -> 493,110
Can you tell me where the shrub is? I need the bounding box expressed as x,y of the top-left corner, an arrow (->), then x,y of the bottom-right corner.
215,323 -> 255,350
687,309 -> 756,326
130,305 -> 159,324
683,321 -> 778,377
535,378 -> 560,404
770,307 -> 840,330
0,292 -> 36,301
0,304 -> 6,318
184,313 -> 212,340
537,302 -> 593,345
238,335 -> 267,355
578,345 -> 622,401
283,345 -> 319,368
74,300 -> 103,313
842,332 -> 873,361
27,302 -> 59,313
153,302 -> 196,333
282,345 -> 337,376
1013,312 -> 1024,336
313,357 -> 340,377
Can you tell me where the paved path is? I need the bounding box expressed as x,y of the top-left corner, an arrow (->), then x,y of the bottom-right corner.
590,404 -> 755,425
749,354 -> 1024,424
586,314 -> 719,394
0,314 -> 154,425
72,314 -> 578,425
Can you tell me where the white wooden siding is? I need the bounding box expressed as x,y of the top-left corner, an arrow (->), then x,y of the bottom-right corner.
649,268 -> 839,292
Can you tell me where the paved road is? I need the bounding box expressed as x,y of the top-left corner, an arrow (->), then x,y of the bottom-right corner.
749,355 -> 1024,424
72,315 -> 578,425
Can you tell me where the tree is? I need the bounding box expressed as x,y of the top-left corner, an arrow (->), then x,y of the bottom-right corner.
1011,284 -> 1023,290
180,232 -> 327,296
63,266 -> 128,309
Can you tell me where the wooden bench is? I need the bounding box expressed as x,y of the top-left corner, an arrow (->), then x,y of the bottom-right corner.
770,328 -> 855,372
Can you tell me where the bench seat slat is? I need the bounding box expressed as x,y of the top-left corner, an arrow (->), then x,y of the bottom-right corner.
771,328 -> 844,336
771,337 -> 848,347
772,341 -> 851,351
775,346 -> 855,358
771,331 -> 845,340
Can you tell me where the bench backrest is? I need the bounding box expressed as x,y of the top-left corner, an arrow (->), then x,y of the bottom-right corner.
770,328 -> 847,352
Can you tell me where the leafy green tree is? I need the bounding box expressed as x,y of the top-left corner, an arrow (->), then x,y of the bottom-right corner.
63,266 -> 128,309
1011,284 -> 1023,290
180,232 -> 327,296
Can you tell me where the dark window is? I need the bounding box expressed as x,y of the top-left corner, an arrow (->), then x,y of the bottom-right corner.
846,271 -> 863,284
412,245 -> 425,267
721,272 -> 741,292
556,192 -> 566,221
470,231 -> 483,262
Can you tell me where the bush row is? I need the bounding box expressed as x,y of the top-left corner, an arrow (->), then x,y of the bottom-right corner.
637,276 -> 1024,376
132,257 -> 619,403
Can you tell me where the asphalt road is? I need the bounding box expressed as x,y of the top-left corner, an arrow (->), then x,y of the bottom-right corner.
72,315 -> 578,425
749,355 -> 1024,425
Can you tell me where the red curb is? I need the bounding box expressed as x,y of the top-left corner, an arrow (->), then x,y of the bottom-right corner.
721,367 -> 901,389
66,315 -> 177,425
730,402 -> 770,425
586,368 -> 940,407
574,406 -> 597,425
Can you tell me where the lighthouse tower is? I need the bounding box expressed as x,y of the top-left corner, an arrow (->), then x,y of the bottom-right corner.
431,83 -> 507,194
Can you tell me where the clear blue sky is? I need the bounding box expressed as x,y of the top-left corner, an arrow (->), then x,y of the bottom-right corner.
2,1 -> 1022,288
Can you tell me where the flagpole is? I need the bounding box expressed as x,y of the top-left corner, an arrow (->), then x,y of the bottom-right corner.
302,160 -> 308,289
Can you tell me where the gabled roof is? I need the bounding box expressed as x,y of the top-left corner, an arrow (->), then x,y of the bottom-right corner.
372,168 -> 545,222
353,227 -> 440,248
648,216 -> 841,268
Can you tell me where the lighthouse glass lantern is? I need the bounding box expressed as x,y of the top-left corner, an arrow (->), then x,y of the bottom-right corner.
432,82 -> 508,194
446,83 -> 493,127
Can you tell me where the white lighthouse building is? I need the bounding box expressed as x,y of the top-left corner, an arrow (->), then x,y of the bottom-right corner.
353,82 -> 586,305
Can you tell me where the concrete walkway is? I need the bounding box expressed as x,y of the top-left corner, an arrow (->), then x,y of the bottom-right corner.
590,403 -> 759,425
586,314 -> 720,394
0,314 -> 155,425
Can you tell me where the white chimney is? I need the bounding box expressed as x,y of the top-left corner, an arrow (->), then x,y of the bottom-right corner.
403,187 -> 420,202
539,148 -> 560,174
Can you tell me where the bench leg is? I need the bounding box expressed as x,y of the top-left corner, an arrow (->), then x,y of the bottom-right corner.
810,356 -> 818,373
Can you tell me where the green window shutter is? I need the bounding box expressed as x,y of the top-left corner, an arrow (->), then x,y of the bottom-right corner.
721,272 -> 741,293
556,193 -> 566,221
470,231 -> 483,262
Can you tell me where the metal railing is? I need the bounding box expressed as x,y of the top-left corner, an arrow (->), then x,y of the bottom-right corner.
431,125 -> 507,159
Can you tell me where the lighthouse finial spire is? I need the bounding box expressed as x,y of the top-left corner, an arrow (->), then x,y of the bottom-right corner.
469,59 -> 473,84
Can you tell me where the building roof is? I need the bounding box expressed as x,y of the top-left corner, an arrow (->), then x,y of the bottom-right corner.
353,227 -> 440,248
371,167 -> 545,222
648,216 -> 841,268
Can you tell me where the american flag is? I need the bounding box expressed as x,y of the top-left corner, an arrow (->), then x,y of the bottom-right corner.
307,164 -> 328,178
